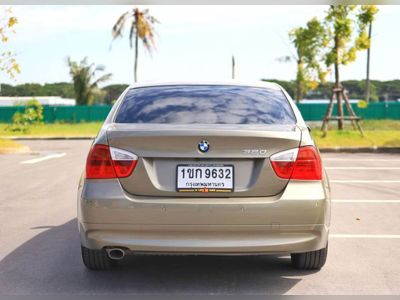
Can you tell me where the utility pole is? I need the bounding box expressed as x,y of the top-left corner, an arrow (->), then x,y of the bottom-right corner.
365,21 -> 372,103
231,55 -> 235,79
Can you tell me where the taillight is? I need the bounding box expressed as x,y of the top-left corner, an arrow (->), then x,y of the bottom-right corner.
86,144 -> 137,179
86,144 -> 116,179
291,146 -> 322,180
270,148 -> 298,179
270,146 -> 322,180
109,146 -> 138,178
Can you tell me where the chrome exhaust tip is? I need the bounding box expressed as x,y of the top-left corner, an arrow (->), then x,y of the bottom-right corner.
106,248 -> 126,260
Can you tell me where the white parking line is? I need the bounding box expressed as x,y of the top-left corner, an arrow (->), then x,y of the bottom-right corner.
326,167 -> 400,170
21,153 -> 66,164
324,159 -> 400,162
333,200 -> 400,203
331,234 -> 400,239
331,180 -> 400,183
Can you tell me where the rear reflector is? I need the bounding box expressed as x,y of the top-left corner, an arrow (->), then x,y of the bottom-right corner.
270,146 -> 322,180
86,144 -> 137,179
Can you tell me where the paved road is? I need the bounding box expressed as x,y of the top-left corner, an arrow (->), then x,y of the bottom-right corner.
1,140 -> 400,295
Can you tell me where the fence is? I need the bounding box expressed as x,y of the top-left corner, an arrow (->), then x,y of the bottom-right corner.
0,105 -> 112,123
0,102 -> 399,123
297,102 -> 400,121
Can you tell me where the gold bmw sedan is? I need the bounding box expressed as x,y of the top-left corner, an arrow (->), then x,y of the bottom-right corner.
77,81 -> 330,270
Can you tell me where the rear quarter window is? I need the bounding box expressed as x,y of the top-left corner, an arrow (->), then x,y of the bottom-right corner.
115,85 -> 296,125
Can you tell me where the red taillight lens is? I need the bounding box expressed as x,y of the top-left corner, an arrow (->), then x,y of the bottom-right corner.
86,144 -> 116,179
270,146 -> 322,180
270,148 -> 298,179
86,144 -> 137,179
291,146 -> 322,180
109,147 -> 138,178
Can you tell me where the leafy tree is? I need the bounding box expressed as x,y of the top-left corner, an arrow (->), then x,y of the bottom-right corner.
42,82 -> 75,98
340,80 -> 378,101
261,79 -> 296,99
323,5 -> 377,129
2,79 -> 399,103
102,84 -> 129,104
112,8 -> 158,82
0,8 -> 20,79
7,99 -> 43,132
260,79 -> 388,101
288,18 -> 327,101
67,57 -> 112,105
0,82 -> 75,98
376,79 -> 400,101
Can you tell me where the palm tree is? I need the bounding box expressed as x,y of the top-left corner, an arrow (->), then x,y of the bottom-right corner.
67,57 -> 112,105
112,8 -> 158,82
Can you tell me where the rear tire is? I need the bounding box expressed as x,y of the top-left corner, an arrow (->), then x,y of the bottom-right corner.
291,244 -> 328,270
81,246 -> 114,270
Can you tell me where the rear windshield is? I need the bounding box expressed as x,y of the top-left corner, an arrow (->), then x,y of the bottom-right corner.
115,85 -> 296,125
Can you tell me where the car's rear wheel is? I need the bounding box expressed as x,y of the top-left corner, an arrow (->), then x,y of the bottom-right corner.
291,244 -> 328,270
81,246 -> 114,270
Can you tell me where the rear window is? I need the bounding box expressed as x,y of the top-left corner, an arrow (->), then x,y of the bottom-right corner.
115,85 -> 296,125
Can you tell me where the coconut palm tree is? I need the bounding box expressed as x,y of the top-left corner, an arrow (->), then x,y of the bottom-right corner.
112,7 -> 158,82
67,57 -> 112,105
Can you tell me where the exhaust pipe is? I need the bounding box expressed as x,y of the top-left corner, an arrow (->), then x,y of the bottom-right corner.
106,248 -> 126,260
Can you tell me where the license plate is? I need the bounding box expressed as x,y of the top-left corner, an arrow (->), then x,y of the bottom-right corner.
176,165 -> 234,193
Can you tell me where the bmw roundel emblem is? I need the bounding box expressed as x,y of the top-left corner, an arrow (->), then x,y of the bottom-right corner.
198,140 -> 210,153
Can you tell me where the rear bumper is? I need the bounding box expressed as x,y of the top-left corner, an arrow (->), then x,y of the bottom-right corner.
78,178 -> 330,254
80,223 -> 328,254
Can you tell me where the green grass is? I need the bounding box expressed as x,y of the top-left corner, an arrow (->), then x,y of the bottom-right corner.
0,122 -> 102,137
0,120 -> 399,148
0,138 -> 28,153
358,119 -> 400,131
310,120 -> 400,148
309,119 -> 400,131
312,130 -> 400,148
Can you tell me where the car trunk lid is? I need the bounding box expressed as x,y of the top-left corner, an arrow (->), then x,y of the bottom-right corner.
106,123 -> 301,197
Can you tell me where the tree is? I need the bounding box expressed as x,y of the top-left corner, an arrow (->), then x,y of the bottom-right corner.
0,8 -> 20,79
67,57 -> 112,105
7,99 -> 44,133
261,79 -> 296,99
288,18 -> 327,101
358,5 -> 379,103
323,5 -> 376,129
0,82 -> 75,98
102,84 -> 129,104
112,8 -> 158,83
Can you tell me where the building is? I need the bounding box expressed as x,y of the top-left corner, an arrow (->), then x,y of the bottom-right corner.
0,96 -> 76,107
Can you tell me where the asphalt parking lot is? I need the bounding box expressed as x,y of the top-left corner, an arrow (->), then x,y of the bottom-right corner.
1,140 -> 400,295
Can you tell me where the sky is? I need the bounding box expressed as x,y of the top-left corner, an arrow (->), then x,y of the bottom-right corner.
1,5 -> 400,86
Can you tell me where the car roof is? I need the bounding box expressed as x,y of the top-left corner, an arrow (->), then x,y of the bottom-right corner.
127,80 -> 282,91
